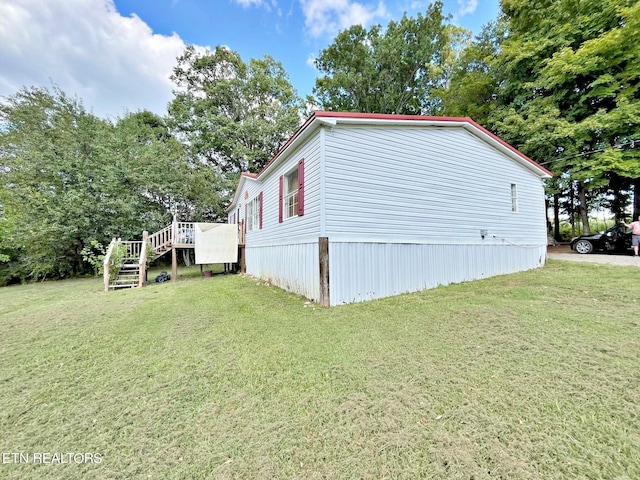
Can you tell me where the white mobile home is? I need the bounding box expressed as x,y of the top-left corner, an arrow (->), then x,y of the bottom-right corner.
227,112 -> 552,306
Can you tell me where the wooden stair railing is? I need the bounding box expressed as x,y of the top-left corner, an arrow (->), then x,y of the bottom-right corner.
110,263 -> 141,289
138,231 -> 148,288
148,224 -> 173,259
103,238 -> 117,292
103,239 -> 145,291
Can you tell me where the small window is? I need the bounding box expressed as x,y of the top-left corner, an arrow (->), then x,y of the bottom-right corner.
511,183 -> 518,213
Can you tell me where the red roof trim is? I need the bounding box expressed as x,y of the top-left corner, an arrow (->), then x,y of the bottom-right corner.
257,114 -> 317,177
313,110 -> 471,123
226,172 -> 259,212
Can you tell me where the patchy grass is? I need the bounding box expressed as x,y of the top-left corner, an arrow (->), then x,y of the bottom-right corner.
1,261 -> 639,479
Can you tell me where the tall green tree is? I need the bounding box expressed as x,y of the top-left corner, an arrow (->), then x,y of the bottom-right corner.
435,20 -> 505,126
168,45 -> 304,174
112,110 -> 228,223
0,87 -> 117,280
492,0 -> 640,228
312,2 -> 450,114
0,86 -> 223,283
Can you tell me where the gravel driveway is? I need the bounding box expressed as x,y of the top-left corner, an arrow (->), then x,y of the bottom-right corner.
547,245 -> 640,267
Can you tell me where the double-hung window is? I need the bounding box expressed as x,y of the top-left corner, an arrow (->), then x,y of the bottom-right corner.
511,183 -> 518,213
283,169 -> 298,220
246,193 -> 263,231
279,159 -> 305,222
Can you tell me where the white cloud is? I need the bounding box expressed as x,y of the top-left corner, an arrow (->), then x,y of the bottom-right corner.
0,0 -> 187,119
306,53 -> 317,68
232,0 -> 279,10
233,0 -> 266,7
300,0 -> 389,38
457,0 -> 478,16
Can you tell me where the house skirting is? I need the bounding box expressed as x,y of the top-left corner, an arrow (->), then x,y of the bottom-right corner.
245,241 -> 321,303
245,239 -> 547,306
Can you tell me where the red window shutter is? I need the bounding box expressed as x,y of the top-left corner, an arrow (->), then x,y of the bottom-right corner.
278,175 -> 283,223
297,158 -> 305,217
259,191 -> 263,229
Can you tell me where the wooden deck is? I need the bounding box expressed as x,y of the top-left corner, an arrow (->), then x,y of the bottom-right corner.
104,222 -> 198,292
103,221 -> 243,292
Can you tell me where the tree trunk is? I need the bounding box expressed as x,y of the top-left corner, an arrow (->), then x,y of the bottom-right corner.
569,183 -> 577,238
608,173 -> 628,220
182,249 -> 191,267
553,193 -> 561,241
577,182 -> 591,235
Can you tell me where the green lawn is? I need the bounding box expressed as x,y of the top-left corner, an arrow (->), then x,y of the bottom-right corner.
1,261 -> 639,479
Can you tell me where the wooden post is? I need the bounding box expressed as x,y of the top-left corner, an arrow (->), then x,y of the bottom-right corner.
103,263 -> 109,293
238,246 -> 246,273
171,215 -> 177,282
171,247 -> 177,282
139,231 -> 148,288
103,237 -> 116,292
319,237 -> 330,307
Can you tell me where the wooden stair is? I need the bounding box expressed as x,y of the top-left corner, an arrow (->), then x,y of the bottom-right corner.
103,222 -> 195,292
108,261 -> 141,290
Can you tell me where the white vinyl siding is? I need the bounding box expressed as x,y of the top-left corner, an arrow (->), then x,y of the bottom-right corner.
241,133 -> 321,247
323,125 -> 546,246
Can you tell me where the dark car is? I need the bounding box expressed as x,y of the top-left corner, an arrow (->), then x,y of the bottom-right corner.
570,224 -> 632,254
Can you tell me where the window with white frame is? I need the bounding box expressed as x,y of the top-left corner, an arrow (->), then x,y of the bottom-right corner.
247,195 -> 261,231
511,183 -> 518,212
283,168 -> 299,219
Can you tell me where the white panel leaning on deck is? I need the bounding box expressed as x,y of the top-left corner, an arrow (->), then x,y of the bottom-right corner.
194,223 -> 238,264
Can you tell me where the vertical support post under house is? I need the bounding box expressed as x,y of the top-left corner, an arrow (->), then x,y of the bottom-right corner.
319,237 -> 330,307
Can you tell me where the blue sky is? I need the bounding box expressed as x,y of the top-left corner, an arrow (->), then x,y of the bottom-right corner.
0,0 -> 500,119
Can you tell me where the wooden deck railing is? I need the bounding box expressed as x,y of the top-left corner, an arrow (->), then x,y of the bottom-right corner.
174,222 -> 195,245
105,219 -> 245,292
238,220 -> 245,245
